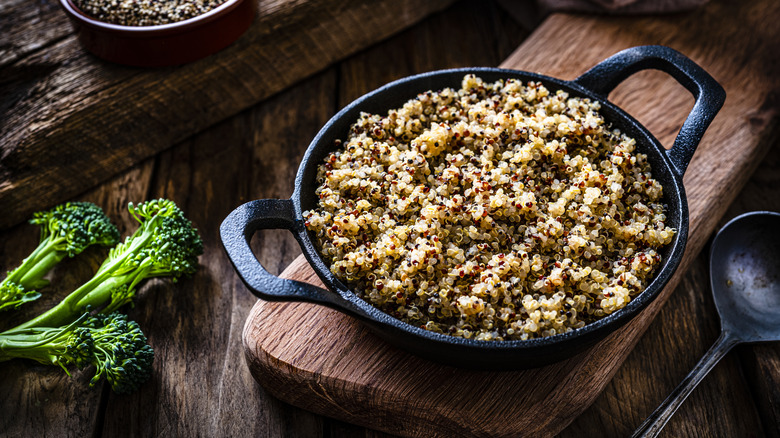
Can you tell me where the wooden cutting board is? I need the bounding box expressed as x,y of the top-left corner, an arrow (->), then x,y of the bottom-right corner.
243,1 -> 780,436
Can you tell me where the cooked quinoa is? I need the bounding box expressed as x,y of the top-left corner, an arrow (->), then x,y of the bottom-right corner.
304,75 -> 675,341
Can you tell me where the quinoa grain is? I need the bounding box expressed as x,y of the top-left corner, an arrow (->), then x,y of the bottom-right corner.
304,75 -> 675,341
75,0 -> 228,26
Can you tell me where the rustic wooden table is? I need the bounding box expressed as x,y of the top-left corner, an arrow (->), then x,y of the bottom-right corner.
1,0 -> 778,437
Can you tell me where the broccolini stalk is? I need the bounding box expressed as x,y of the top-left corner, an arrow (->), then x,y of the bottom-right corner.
0,202 -> 119,311
0,312 -> 154,394
6,199 -> 203,331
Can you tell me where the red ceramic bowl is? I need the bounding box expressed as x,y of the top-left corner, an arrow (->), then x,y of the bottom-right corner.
59,0 -> 256,67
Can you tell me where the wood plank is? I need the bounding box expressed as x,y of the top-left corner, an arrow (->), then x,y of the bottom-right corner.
561,252 -> 767,436
97,67 -> 339,437
0,0 -> 454,230
548,5 -> 780,432
0,44 -> 344,438
0,0 -> 71,68
0,3 -> 497,437
3,1 -> 776,437
337,0 -> 531,106
720,142 -> 780,436
241,0 -> 780,436
0,162 -> 154,438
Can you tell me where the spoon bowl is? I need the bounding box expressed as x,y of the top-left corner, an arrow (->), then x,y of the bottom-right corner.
710,211 -> 780,341
634,211 -> 780,437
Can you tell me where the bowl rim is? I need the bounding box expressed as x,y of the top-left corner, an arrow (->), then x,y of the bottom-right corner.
60,0 -> 245,35
290,66 -> 689,353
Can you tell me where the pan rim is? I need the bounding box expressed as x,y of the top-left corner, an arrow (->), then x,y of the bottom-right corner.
290,66 -> 688,355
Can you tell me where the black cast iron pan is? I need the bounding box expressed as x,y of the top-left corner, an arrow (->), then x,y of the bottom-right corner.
220,45 -> 725,369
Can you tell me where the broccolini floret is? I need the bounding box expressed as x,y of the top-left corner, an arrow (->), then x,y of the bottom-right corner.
0,282 -> 41,312
0,312 -> 153,394
0,202 -> 119,311
9,199 -> 203,331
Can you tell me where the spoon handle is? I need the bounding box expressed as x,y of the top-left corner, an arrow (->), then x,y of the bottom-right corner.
631,331 -> 740,438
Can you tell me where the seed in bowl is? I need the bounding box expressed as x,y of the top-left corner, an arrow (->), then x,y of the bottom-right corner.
74,0 -> 228,26
304,74 -> 675,341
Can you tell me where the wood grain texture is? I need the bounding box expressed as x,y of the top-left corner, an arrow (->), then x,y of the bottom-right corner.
571,139 -> 780,438
242,0 -> 780,436
95,69 -> 340,437
562,251 -> 767,437
0,0 -> 71,69
2,1 -> 777,437
0,68 -> 340,438
0,162 -> 153,438
0,0 -> 454,230
0,3 -> 490,438
720,142 -> 780,436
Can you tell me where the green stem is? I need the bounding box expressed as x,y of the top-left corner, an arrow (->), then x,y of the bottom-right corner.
18,250 -> 65,290
3,225 -> 160,333
7,275 -> 126,332
94,226 -> 154,279
75,274 -> 135,311
3,238 -> 57,285
0,331 -> 64,365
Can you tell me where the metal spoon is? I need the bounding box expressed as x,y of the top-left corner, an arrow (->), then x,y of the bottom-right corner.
632,211 -> 780,437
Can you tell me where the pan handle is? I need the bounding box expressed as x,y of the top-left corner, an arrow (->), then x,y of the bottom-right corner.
219,198 -> 345,308
573,45 -> 725,176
